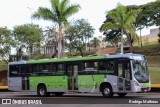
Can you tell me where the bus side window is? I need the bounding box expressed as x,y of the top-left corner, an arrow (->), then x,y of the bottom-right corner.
20,65 -> 26,77
9,65 -> 20,77
52,63 -> 57,75
31,64 -> 39,75
124,62 -> 131,79
108,61 -> 114,71
99,60 -> 115,73
99,62 -> 105,70
83,62 -> 98,70
39,63 -> 51,73
25,64 -> 30,76
118,64 -> 123,77
57,63 -> 65,75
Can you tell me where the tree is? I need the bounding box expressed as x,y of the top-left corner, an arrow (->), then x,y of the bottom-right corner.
100,4 -> 139,53
32,0 -> 81,58
90,37 -> 100,50
103,29 -> 121,47
65,19 -> 94,56
136,0 -> 160,29
0,27 -> 15,62
126,1 -> 160,47
13,24 -> 43,60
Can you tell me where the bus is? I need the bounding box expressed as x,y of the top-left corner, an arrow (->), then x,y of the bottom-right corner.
8,53 -> 151,97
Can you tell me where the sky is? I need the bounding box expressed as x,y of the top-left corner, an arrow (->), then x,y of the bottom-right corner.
0,0 -> 157,37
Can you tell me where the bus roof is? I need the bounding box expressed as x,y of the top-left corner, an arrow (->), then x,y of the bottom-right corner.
8,53 -> 144,65
26,55 -> 105,64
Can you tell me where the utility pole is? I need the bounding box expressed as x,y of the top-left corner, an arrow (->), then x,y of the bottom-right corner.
27,7 -> 33,23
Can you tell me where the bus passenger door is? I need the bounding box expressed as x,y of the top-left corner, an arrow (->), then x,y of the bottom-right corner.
67,64 -> 78,90
117,60 -> 131,92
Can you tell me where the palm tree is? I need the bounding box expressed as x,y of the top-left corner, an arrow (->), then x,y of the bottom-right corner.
101,4 -> 139,53
32,0 -> 80,58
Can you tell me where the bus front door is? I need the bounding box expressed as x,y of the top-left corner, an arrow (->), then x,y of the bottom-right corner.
67,64 -> 78,90
117,60 -> 131,92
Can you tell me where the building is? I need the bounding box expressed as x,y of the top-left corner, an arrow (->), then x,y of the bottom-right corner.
142,28 -> 159,45
42,29 -> 57,55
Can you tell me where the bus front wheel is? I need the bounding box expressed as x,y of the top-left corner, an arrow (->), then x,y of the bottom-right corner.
102,85 -> 113,98
37,85 -> 50,97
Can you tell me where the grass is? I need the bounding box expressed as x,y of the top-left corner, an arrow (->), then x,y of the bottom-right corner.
146,56 -> 160,66
134,43 -> 160,56
149,67 -> 160,84
0,61 -> 7,71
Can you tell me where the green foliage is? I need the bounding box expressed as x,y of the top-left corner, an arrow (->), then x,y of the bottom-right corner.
100,4 -> 139,52
0,61 -> 7,71
0,27 -> 16,62
137,0 -> 160,28
13,24 -> 43,60
126,1 -> 160,36
102,29 -> 121,47
32,0 -> 81,58
101,0 -> 160,49
65,19 -> 94,56
33,0 -> 80,27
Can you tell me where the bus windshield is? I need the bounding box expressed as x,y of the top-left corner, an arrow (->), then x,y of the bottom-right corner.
132,59 -> 149,83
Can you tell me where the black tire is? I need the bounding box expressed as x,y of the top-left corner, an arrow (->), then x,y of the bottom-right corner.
37,85 -> 50,97
102,85 -> 113,98
117,93 -> 127,97
54,92 -> 64,96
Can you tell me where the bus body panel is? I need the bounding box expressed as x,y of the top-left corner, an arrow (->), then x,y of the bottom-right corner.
132,78 -> 150,92
8,77 -> 22,91
78,75 -> 104,93
105,75 -> 118,92
29,76 -> 68,92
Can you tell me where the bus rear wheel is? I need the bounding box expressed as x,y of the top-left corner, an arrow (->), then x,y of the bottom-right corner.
117,93 -> 127,97
102,85 -> 113,98
37,85 -> 50,97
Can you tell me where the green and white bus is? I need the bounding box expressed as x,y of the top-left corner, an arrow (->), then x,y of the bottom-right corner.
8,53 -> 150,97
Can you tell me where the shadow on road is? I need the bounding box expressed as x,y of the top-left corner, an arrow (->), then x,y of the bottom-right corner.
12,94 -> 143,99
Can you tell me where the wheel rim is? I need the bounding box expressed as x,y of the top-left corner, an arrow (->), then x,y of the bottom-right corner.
40,88 -> 45,95
104,88 -> 110,95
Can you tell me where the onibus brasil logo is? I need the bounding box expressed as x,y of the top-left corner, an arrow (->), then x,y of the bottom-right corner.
1,99 -> 42,104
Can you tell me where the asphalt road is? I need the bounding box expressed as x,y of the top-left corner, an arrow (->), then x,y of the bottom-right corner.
0,92 -> 160,107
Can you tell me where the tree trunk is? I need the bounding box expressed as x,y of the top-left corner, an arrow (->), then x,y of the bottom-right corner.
58,38 -> 62,58
126,34 -> 133,53
57,26 -> 64,58
120,35 -> 124,54
88,38 -> 90,51
140,28 -> 143,47
79,48 -> 84,57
